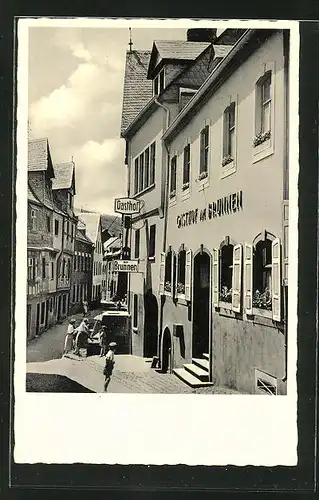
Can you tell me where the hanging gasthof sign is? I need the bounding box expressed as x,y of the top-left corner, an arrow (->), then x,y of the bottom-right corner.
114,198 -> 141,215
112,260 -> 140,273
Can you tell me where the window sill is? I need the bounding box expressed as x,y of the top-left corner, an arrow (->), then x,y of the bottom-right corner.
252,139 -> 274,164
252,307 -> 272,319
148,256 -> 155,262
181,188 -> 190,201
164,291 -> 172,297
197,175 -> 209,191
134,183 -> 155,197
176,294 -> 188,306
221,160 -> 236,179
168,196 -> 177,207
219,301 -> 232,310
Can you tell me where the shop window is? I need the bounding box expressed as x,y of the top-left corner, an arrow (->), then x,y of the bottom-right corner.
164,249 -> 172,293
219,244 -> 234,303
149,224 -> 156,259
134,229 -> 140,259
177,249 -> 186,295
199,125 -> 209,179
182,144 -> 191,190
133,294 -> 138,329
254,71 -> 272,146
170,156 -> 177,198
54,219 -> 59,236
222,102 -> 236,167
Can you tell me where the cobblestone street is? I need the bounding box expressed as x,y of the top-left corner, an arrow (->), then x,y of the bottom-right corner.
26,314 -> 243,394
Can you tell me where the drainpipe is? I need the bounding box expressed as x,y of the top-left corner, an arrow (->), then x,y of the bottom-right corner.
154,98 -> 170,361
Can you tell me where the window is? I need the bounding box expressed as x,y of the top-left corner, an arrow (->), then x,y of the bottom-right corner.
134,142 -> 156,195
42,257 -> 46,279
73,254 -> 77,271
68,192 -> 72,209
220,244 -> 234,303
40,302 -> 45,324
51,261 -> 54,280
253,239 -> 272,310
28,257 -> 36,281
170,156 -> 177,198
149,224 -> 156,259
255,72 -> 272,143
66,221 -> 69,239
150,142 -> 155,185
164,249 -> 172,293
46,215 -> 51,232
133,294 -> 138,329
30,209 -> 37,231
72,285 -> 76,302
177,249 -> 186,295
62,258 -> 66,277
153,68 -> 165,96
199,125 -> 209,178
183,144 -> 191,190
134,229 -> 140,259
223,103 -> 236,165
54,219 -> 59,236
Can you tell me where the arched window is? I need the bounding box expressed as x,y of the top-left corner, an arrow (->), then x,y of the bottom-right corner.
219,243 -> 234,303
164,249 -> 172,293
177,249 -> 186,295
253,239 -> 272,310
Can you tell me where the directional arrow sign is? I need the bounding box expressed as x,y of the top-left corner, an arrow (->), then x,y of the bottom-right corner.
112,260 -> 140,273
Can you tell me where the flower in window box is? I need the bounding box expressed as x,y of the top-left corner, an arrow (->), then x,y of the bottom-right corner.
164,281 -> 172,292
198,171 -> 208,181
182,181 -> 190,191
177,282 -> 185,294
253,131 -> 271,147
252,288 -> 272,310
169,190 -> 176,199
222,155 -> 234,167
219,285 -> 232,303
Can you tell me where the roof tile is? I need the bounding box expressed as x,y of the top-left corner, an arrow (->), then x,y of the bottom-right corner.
154,40 -> 210,61
28,138 -> 49,171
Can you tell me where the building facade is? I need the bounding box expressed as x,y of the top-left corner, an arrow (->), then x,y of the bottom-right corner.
69,221 -> 94,314
77,212 -> 103,303
121,29 -> 239,358
160,29 -> 289,394
102,235 -> 122,302
27,139 -> 77,340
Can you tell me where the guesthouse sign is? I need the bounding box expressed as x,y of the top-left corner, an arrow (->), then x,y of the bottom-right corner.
176,190 -> 243,229
112,260 -> 140,273
114,198 -> 141,215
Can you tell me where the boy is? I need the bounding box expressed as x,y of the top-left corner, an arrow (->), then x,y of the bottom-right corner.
103,342 -> 117,392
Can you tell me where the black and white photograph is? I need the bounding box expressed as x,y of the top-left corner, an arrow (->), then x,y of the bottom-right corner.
14,18 -> 299,466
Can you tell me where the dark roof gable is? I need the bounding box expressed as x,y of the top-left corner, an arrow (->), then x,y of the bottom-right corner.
28,138 -> 55,178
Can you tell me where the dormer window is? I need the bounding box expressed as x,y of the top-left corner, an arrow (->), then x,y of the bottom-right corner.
153,68 -> 165,96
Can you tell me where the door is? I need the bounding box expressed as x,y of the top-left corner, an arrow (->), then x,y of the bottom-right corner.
143,291 -> 158,358
161,328 -> 172,373
45,299 -> 49,328
192,251 -> 210,358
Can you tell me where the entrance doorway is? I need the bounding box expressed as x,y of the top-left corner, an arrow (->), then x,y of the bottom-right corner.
144,290 -> 158,358
161,328 -> 172,373
192,251 -> 210,358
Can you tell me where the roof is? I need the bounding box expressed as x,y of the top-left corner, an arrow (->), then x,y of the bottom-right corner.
28,138 -> 54,175
101,214 -> 122,236
121,50 -> 153,134
75,228 -> 93,245
52,162 -> 75,191
147,40 -> 210,78
77,212 -> 101,244
103,236 -> 120,250
27,184 -> 41,205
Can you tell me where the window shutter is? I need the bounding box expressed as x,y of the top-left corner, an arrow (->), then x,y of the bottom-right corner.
232,244 -> 242,313
272,238 -> 281,321
244,243 -> 253,315
283,201 -> 289,286
212,248 -> 219,308
159,252 -> 165,295
185,249 -> 192,301
171,251 -> 176,299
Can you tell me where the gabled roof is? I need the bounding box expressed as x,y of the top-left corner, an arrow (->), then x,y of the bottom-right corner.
147,40 -> 211,78
28,138 -> 55,178
121,50 -> 153,134
77,212 -> 101,245
52,162 -> 75,192
75,228 -> 93,245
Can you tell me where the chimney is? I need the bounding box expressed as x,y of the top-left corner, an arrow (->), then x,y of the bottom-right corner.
187,28 -> 217,43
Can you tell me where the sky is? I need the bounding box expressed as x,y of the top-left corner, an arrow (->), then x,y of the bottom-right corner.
28,26 -> 198,215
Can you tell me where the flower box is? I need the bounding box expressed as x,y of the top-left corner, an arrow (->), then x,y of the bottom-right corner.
198,171 -> 208,181
169,190 -> 176,199
164,281 -> 172,292
253,131 -> 271,147
219,286 -> 232,303
177,282 -> 185,294
182,181 -> 190,191
222,155 -> 234,167
252,288 -> 272,310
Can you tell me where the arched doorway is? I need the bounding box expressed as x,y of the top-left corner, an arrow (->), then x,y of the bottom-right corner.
144,290 -> 158,358
161,328 -> 172,373
192,251 -> 211,358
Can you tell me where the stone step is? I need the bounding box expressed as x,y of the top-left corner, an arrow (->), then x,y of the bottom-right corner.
202,352 -> 209,361
183,363 -> 209,381
173,368 -> 214,388
192,357 -> 209,372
